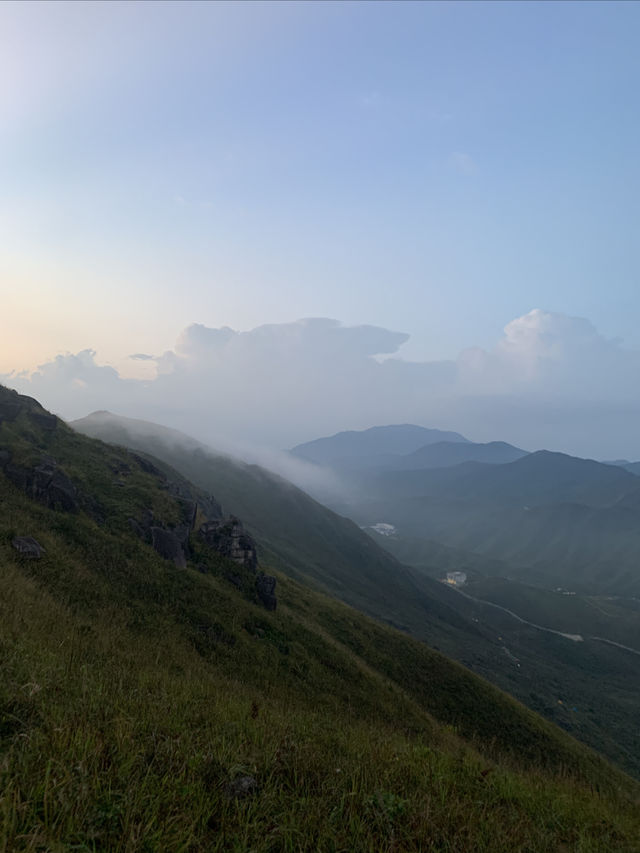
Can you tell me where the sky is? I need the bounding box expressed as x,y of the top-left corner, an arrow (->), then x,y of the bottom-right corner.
3,1 -> 640,458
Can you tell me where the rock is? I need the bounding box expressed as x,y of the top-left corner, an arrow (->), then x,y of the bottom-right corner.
0,400 -> 22,424
198,493 -> 224,522
226,572 -> 243,589
177,499 -> 197,530
255,573 -> 277,611
199,517 -> 258,571
4,463 -> 31,491
29,411 -> 57,430
129,452 -> 164,479
12,536 -> 45,559
226,775 -> 258,800
128,517 -> 146,539
4,459 -> 78,512
150,527 -> 187,568
32,462 -> 78,512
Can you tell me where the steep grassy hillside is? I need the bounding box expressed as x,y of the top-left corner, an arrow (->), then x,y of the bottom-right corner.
71,413 -> 485,645
72,411 -> 640,780
2,386 -> 640,850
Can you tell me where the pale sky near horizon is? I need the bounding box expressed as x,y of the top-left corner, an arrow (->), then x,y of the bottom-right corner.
3,1 -> 640,458
2,0 -> 640,374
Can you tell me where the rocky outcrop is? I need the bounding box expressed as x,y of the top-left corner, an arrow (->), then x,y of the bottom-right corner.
255,573 -> 277,611
150,527 -> 187,569
129,452 -> 165,478
128,509 -> 190,568
31,459 -> 78,511
199,517 -> 258,572
1,455 -> 78,513
12,536 -> 45,559
29,411 -> 57,431
199,517 -> 277,609
0,386 -> 57,427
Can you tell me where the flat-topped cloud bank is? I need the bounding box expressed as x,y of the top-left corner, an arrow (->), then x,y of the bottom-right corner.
5,309 -> 640,459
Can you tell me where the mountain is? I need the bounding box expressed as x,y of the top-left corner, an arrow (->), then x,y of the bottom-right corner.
2,386 -> 639,848
72,410 -> 640,780
290,424 -> 469,469
606,459 -> 640,476
399,439 -> 528,470
365,450 -> 639,507
341,450 -> 640,595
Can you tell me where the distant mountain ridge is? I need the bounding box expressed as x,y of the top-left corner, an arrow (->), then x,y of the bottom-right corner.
369,449 -> 638,507
605,459 -> 640,476
401,439 -> 528,470
290,423 -> 469,469
290,425 -> 531,473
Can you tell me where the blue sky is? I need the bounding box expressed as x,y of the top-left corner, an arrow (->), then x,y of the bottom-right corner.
3,0 -> 640,370
3,1 -> 640,455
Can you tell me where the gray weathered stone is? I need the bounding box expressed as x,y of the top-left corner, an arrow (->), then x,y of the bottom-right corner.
199,517 -> 258,571
226,775 -> 258,799
12,536 -> 45,559
32,462 -> 78,512
150,527 -> 187,568
255,573 -> 277,611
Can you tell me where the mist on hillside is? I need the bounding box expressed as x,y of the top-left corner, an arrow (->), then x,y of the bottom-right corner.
72,409 -> 349,505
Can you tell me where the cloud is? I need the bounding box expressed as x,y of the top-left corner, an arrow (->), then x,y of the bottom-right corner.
5,311 -> 640,460
129,353 -> 156,361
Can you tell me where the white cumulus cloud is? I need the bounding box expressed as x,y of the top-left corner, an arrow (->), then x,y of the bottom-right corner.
4,310 -> 640,460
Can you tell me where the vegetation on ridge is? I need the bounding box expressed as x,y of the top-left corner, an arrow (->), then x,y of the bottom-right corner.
1,386 -> 639,851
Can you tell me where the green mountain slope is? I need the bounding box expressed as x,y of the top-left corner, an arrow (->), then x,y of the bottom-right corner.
364,450 -> 638,507
2,386 -> 640,850
460,576 -> 640,651
72,410 -> 640,780
356,492 -> 640,595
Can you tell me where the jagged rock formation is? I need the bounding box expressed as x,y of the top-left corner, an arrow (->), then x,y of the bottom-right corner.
1,455 -> 78,513
199,517 -> 277,608
150,527 -> 187,569
199,517 -> 258,572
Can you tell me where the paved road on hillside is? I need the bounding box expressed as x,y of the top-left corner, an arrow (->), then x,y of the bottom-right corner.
454,587 -> 640,655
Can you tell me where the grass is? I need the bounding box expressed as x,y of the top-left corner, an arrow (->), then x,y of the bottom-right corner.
71,411 -> 640,780
1,561 -> 639,852
0,386 -> 639,850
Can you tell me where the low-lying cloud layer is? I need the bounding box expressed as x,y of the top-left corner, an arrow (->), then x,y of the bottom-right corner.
5,311 -> 640,460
